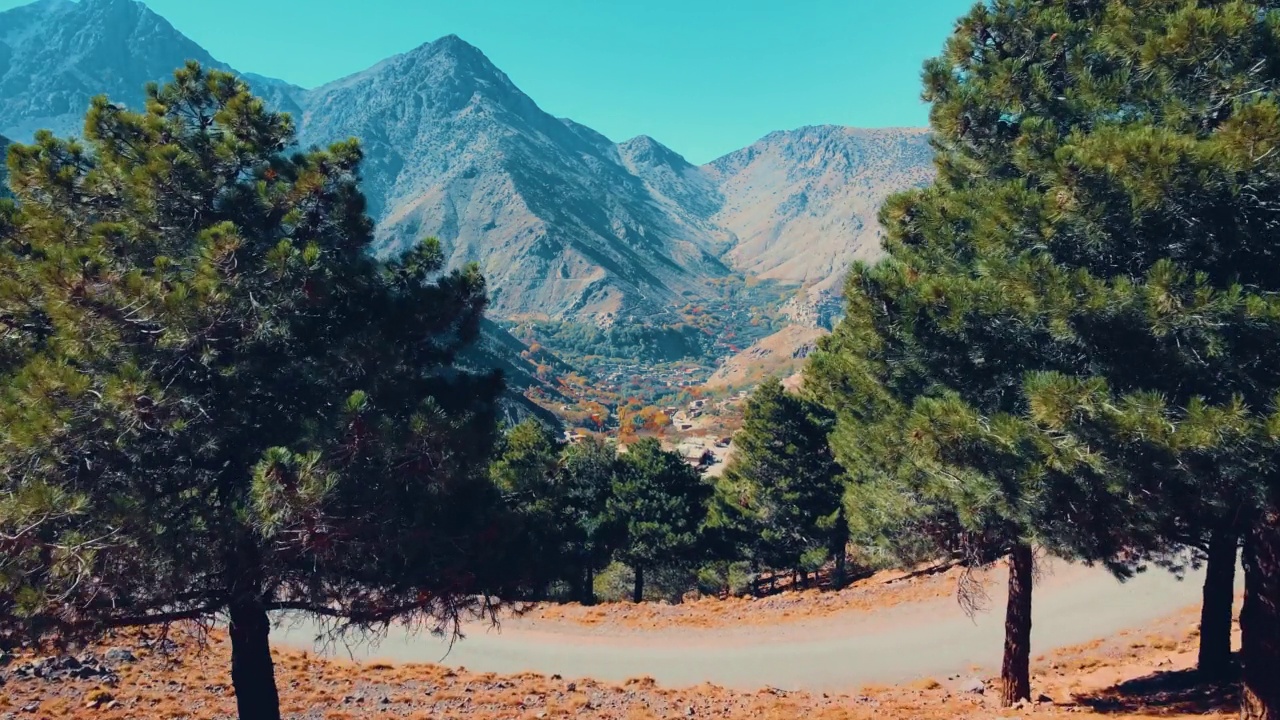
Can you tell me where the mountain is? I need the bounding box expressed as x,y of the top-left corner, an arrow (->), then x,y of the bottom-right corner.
464,320 -> 567,430
0,0 -> 934,329
297,37 -> 733,321
704,126 -> 934,293
704,324 -> 826,391
0,0 -> 302,139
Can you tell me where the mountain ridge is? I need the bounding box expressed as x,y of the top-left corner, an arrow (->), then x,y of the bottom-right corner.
0,0 -> 934,326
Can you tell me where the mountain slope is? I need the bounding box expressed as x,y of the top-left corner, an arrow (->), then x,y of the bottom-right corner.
0,133 -> 10,198
704,126 -> 933,292
463,319 -> 567,429
704,324 -> 826,391
0,0 -> 303,140
0,0 -> 935,330
297,37 -> 732,321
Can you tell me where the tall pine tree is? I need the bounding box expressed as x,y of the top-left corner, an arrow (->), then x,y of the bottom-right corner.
490,419 -> 565,597
809,0 -> 1280,710
557,436 -> 622,604
0,65 -> 515,720
610,438 -> 710,602
713,377 -> 847,586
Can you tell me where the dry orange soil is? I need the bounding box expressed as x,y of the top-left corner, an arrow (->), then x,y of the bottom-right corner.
1,601 -> 1238,720
524,564 -> 966,632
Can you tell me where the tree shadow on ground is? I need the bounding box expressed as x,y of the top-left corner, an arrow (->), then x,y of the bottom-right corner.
1073,666 -> 1239,716
748,558 -> 960,598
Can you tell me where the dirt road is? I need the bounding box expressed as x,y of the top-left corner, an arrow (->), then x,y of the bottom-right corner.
273,562 -> 1212,692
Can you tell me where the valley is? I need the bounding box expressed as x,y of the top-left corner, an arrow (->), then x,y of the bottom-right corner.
0,0 -> 933,436
4,0 -> 1276,718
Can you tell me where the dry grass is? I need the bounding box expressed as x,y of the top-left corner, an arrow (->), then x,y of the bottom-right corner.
1,603 -> 1241,720
526,561 -> 971,632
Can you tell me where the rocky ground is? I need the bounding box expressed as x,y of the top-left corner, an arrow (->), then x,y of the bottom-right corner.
0,600 -> 1239,720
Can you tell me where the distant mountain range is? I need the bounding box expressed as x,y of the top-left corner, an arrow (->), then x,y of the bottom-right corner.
0,0 -> 933,327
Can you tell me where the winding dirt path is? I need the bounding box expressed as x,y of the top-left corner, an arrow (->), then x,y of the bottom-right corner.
273,561 -> 1212,692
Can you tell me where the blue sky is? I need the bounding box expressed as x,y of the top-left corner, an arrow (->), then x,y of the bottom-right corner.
2,0 -> 974,163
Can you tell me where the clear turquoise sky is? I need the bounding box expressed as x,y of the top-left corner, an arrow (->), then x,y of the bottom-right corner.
2,0 -> 974,163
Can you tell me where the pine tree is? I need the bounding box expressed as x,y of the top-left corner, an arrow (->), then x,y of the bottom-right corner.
0,64 -> 515,720
609,438 -> 710,602
713,377 -> 846,586
557,436 -> 622,604
490,420 -> 565,597
811,1 -> 1280,713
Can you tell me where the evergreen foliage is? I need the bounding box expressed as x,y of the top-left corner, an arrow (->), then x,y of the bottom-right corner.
0,134 -> 11,200
557,436 -> 623,604
807,0 -> 1280,711
711,377 -> 846,585
490,419 -> 565,594
609,438 -> 712,602
0,64 -> 513,720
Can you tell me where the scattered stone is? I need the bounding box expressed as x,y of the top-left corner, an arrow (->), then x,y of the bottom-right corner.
1037,693 -> 1055,704
10,655 -> 114,682
957,677 -> 986,694
139,637 -> 179,655
104,648 -> 136,664
566,682 -> 577,692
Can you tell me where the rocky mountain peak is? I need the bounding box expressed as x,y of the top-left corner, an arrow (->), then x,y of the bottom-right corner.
0,0 -> 936,326
80,0 -> 144,16
314,33 -> 523,115
704,125 -> 934,291
618,135 -> 693,172
0,0 -> 225,139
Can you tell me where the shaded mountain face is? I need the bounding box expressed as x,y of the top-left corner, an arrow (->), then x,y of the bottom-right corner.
0,0 -> 302,139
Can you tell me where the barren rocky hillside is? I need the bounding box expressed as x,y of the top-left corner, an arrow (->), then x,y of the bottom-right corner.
704,324 -> 827,390
0,0 -> 934,330
704,125 -> 934,293
0,0 -> 303,139
297,37 -> 735,321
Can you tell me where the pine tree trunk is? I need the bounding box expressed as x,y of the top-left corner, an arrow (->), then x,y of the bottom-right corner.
584,565 -> 596,606
831,520 -> 849,589
1240,509 -> 1280,720
1001,543 -> 1034,707
1198,524 -> 1237,681
228,600 -> 281,720
632,565 -> 644,603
